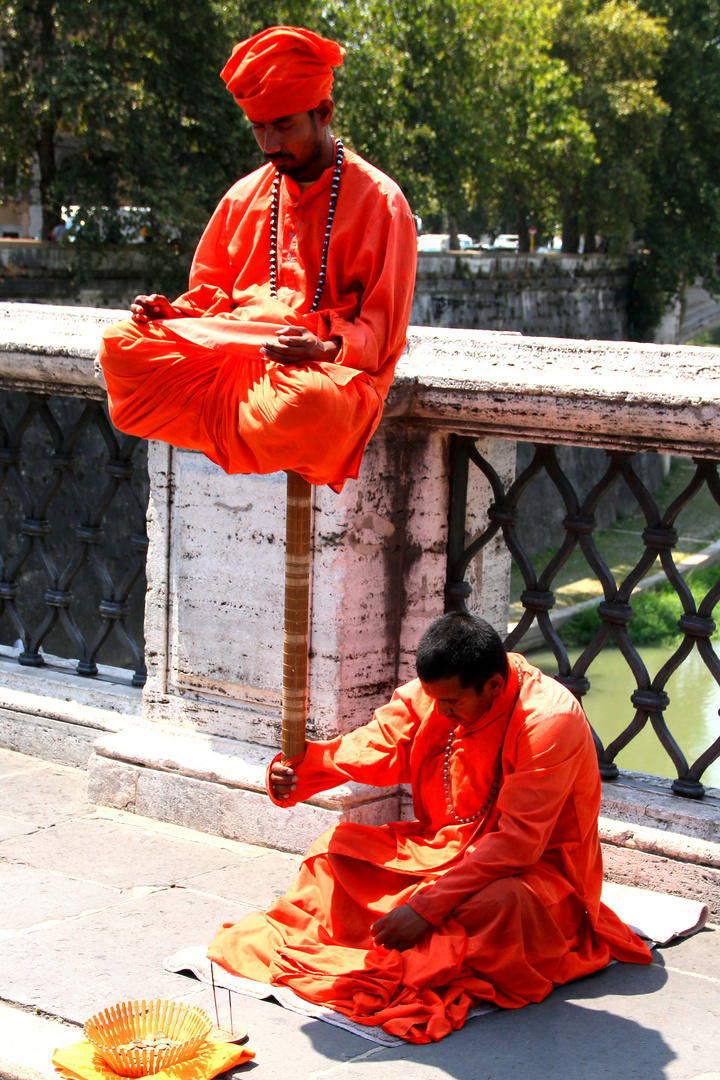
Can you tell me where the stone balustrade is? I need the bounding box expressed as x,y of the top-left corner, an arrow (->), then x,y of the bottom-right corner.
1,302 -> 719,852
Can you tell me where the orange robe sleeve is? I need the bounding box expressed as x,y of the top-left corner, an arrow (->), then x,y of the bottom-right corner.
265,687 -> 419,807
171,197 -> 238,318
326,191 -> 417,387
407,702 -> 596,926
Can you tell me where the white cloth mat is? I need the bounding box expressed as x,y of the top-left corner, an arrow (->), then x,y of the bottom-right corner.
164,883 -> 709,1046
600,880 -> 708,944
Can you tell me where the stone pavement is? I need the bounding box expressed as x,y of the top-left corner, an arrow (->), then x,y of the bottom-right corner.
1,747 -> 719,1080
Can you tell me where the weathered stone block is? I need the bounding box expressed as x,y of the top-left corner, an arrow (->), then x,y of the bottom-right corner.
87,754 -> 140,811
602,843 -> 720,919
601,774 -> 720,844
129,766 -> 398,853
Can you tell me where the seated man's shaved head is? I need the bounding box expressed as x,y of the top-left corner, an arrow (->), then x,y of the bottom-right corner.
415,612 -> 509,691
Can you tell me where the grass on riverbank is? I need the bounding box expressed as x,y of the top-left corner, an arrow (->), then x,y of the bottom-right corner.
558,565 -> 720,647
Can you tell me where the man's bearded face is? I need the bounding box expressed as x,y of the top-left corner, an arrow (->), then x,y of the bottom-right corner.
250,110 -> 327,182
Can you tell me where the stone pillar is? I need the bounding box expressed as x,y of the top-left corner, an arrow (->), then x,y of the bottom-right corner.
88,421 -> 517,850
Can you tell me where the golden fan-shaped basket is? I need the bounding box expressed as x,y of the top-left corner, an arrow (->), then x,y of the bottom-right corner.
83,999 -> 212,1077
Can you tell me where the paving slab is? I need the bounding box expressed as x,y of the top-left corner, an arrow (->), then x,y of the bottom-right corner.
0,1002 -> 80,1080
0,764 -> 92,827
0,748 -> 48,778
0,749 -> 718,1080
185,850 -> 303,908
0,815 -> 39,841
0,884 -> 249,1022
169,983 -> 374,1074
0,816 -> 263,890
0,864 -> 119,938
652,922 -> 720,979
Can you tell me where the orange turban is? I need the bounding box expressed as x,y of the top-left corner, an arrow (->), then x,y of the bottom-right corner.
221,26 -> 345,122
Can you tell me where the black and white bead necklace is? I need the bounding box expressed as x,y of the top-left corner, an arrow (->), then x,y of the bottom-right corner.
269,138 -> 344,313
443,659 -> 523,825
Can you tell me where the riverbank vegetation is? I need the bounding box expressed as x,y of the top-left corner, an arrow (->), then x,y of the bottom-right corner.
1,0 -> 718,331
559,564 -> 720,646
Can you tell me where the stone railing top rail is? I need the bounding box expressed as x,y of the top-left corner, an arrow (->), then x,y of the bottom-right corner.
1,302 -> 719,457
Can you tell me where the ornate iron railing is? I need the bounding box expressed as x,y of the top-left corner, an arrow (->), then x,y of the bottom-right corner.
0,390 -> 148,686
446,435 -> 720,799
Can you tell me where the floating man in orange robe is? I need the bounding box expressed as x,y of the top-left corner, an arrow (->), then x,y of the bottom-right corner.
97,26 -> 417,492
208,614 -> 652,1044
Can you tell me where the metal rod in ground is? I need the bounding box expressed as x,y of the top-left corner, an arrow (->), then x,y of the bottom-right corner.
282,470 -> 312,761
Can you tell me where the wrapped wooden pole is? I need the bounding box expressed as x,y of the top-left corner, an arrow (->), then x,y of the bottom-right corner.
281,470 -> 312,761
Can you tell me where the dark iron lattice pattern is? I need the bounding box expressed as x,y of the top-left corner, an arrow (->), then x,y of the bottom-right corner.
446,436 -> 720,799
0,391 -> 148,686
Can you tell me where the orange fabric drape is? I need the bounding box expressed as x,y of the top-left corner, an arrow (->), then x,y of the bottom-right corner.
207,655 -> 651,1044
97,146 -> 417,491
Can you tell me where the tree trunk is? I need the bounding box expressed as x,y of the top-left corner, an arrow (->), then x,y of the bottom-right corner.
37,0 -> 62,240
513,187 -> 530,253
38,120 -> 62,240
562,191 -> 580,253
584,210 -> 597,254
447,214 -> 459,251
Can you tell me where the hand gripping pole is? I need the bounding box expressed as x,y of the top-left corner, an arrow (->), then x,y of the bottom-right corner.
281,471 -> 312,761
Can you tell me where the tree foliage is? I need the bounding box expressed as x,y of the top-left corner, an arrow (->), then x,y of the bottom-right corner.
0,0 -> 718,331
0,0 -> 274,268
553,0 -> 668,253
628,0 -> 720,337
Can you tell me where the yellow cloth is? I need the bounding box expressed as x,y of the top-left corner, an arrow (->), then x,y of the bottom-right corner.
52,1039 -> 254,1080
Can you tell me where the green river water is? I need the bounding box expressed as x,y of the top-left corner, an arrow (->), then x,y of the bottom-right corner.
529,644 -> 720,790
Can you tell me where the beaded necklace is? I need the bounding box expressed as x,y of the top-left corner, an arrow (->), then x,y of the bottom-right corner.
443,659 -> 523,825
269,138 -> 344,313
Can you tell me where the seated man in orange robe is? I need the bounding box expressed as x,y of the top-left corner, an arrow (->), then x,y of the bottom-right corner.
97,27 -> 417,492
207,613 -> 652,1044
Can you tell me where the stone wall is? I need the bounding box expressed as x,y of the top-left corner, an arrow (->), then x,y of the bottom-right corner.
411,252 -> 630,340
1,242 -> 630,340
1,305 -> 720,853
0,240 -> 177,309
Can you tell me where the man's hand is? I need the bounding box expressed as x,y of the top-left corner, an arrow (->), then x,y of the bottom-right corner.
261,327 -> 340,364
269,760 -> 299,800
131,294 -> 183,323
371,904 -> 432,951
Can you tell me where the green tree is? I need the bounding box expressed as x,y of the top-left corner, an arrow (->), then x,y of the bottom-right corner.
552,0 -> 668,253
324,0 -> 593,250
0,0 -> 269,262
323,0 -> 487,242
629,0 -> 720,337
483,0 -> 595,251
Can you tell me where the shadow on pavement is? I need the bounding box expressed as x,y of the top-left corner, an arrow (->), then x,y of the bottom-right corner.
298,960 -> 674,1080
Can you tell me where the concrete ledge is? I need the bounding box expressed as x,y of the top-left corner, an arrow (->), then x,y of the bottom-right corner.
601,843 -> 720,919
392,327 -> 720,458
3,303 -> 720,456
91,723 -> 398,812
87,749 -> 401,852
0,304 -> 126,397
0,685 -> 139,771
599,816 -> 720,869
600,771 -> 720,843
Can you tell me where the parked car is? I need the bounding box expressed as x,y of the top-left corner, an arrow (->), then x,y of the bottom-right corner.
417,233 -> 450,252
493,233 -> 520,251
417,232 -> 476,252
